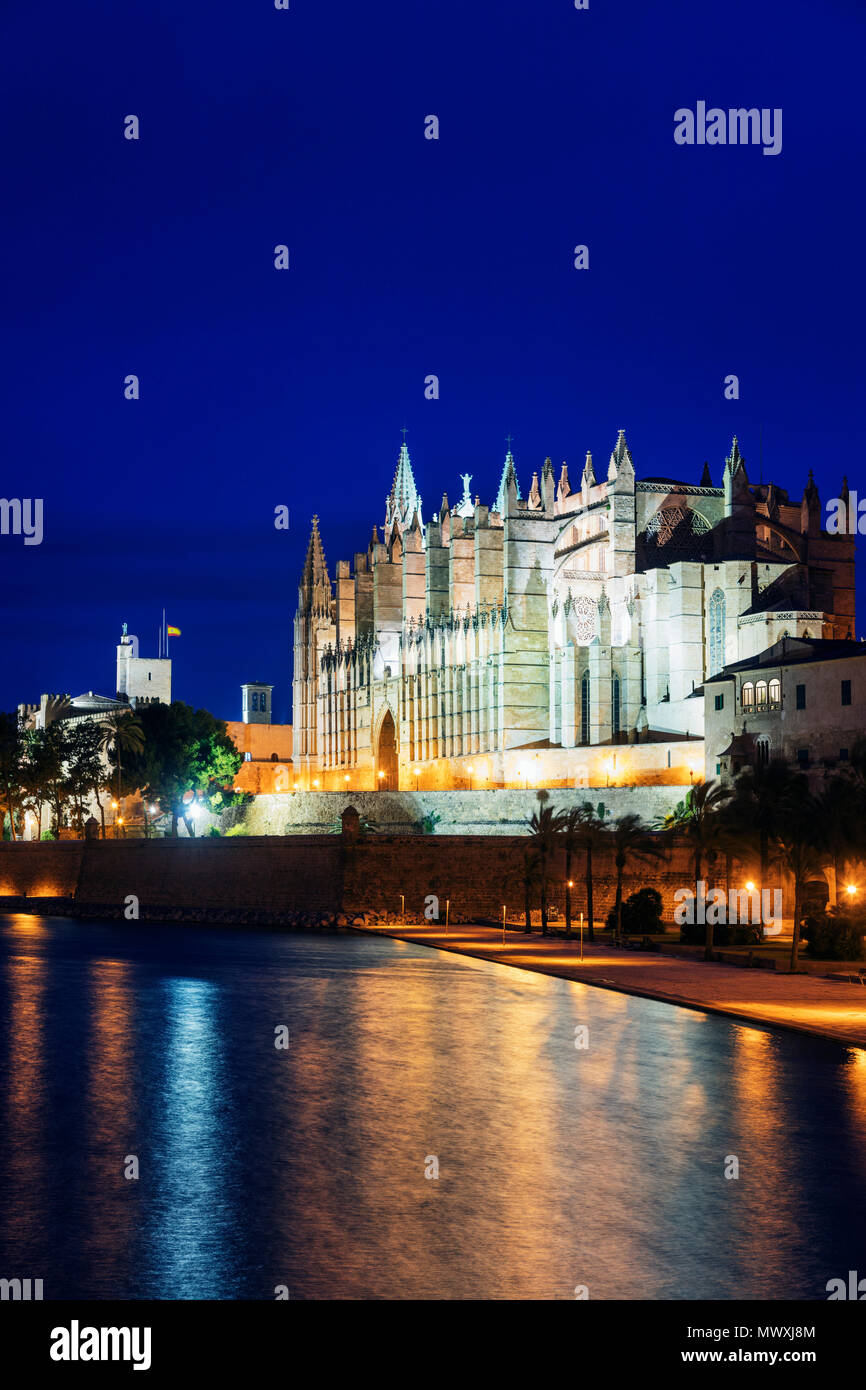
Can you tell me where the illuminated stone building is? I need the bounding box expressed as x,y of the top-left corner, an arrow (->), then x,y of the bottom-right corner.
293,434 -> 854,790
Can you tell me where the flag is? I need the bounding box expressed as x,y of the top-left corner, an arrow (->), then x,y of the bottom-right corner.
167,625 -> 181,637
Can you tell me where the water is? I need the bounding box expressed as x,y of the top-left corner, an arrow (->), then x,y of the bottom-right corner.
0,913 -> 864,1300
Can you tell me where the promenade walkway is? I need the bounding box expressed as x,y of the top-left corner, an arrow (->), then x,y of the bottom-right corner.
356,922 -> 866,1050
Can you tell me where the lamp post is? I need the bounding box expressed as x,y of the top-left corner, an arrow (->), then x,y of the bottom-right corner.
445,899 -> 450,934
467,765 -> 474,791
400,893 -> 405,924
502,904 -> 506,944
579,910 -> 584,962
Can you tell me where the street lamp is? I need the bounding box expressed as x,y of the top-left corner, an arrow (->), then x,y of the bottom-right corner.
467,765 -> 474,791
846,883 -> 858,897
344,774 -> 350,785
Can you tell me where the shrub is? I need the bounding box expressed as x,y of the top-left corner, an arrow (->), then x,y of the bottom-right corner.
803,908 -> 866,961
607,887 -> 663,936
679,918 -> 761,947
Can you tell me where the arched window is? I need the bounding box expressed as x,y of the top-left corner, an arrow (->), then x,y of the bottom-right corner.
612,673 -> 621,738
581,671 -> 590,745
742,682 -> 755,710
768,678 -> 781,708
756,736 -> 770,765
755,680 -> 768,711
709,589 -> 726,676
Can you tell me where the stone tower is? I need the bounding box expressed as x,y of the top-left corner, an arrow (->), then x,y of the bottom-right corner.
116,627 -> 171,705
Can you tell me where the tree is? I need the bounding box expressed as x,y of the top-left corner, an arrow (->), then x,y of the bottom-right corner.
775,778 -> 827,971
817,772 -> 865,900
0,712 -> 24,840
40,720 -> 73,838
525,803 -> 560,935
662,780 -> 733,960
520,850 -> 542,934
65,721 -> 105,834
558,801 -> 608,942
728,759 -> 799,903
124,702 -> 243,836
99,710 -> 145,807
610,813 -> 667,945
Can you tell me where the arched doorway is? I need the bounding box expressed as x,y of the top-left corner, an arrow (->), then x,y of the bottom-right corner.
376,710 -> 398,789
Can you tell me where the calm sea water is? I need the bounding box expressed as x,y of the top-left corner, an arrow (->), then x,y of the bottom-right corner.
0,913 -> 864,1300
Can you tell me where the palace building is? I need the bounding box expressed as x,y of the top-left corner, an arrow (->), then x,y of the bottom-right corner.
292,432 -> 854,790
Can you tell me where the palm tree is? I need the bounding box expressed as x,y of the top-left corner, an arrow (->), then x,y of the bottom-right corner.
775,779 -> 827,971
99,710 -> 144,809
525,804 -> 560,935
610,813 -> 667,945
558,801 -> 608,941
728,759 -> 799,905
663,780 -> 733,960
816,773 -> 864,902
520,849 -> 542,934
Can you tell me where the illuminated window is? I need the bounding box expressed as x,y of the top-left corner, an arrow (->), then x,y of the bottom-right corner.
768,678 -> 781,708
580,671 -> 590,745
742,682 -> 754,710
755,680 -> 768,711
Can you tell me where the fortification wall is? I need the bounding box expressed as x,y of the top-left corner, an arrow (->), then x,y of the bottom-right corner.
0,833 -> 758,927
225,785 -> 682,837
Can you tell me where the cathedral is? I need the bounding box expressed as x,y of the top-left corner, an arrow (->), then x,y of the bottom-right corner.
292,432 -> 854,790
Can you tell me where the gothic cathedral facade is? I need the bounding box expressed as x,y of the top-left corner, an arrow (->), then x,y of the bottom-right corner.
292,432 -> 854,790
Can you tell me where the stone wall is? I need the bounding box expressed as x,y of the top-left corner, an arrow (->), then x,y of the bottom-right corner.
0,833 -> 757,927
221,785 -> 685,837
0,839 -> 342,916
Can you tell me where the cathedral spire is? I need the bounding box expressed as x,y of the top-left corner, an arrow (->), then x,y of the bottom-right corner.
301,514 -> 328,586
700,460 -> 713,486
608,428 -> 634,481
724,435 -> 747,479
300,515 -> 331,615
581,450 -> 596,489
495,442 -> 521,514
387,439 -> 419,528
557,462 -> 571,505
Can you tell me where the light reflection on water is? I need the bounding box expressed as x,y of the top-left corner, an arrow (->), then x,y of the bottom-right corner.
0,913 -> 864,1300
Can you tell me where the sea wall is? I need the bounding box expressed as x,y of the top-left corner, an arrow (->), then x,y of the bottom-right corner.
0,832 -> 760,927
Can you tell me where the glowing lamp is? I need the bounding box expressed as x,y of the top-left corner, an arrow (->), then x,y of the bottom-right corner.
746,881 -> 755,893
847,884 -> 857,897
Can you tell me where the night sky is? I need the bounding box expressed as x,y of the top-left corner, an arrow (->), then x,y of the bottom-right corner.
2,0 -> 864,724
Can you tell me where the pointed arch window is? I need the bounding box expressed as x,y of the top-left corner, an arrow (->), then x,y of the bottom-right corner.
612,673 -> 621,738
580,671 -> 591,745
709,588 -> 726,676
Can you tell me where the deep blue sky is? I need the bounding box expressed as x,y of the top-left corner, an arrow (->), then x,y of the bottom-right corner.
2,0 -> 864,724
